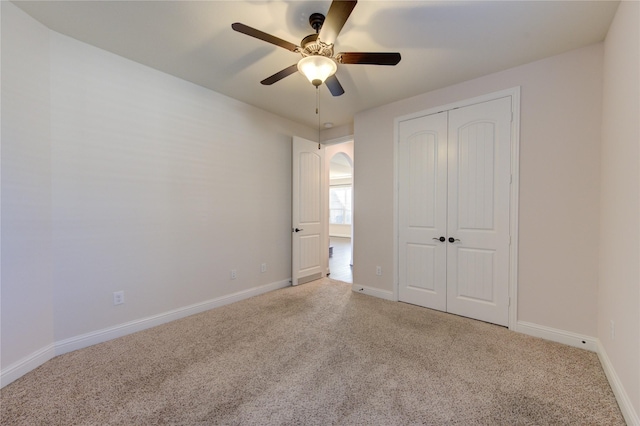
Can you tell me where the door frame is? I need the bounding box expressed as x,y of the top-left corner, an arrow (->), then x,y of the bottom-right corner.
323,135 -> 355,278
392,87 -> 521,330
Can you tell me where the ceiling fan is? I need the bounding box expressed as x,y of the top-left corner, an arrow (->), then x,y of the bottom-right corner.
231,0 -> 401,96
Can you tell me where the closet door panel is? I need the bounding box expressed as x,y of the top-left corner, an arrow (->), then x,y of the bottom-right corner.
398,112 -> 447,310
447,97 -> 512,326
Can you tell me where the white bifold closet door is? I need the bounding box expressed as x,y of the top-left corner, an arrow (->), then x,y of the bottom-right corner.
398,97 -> 512,326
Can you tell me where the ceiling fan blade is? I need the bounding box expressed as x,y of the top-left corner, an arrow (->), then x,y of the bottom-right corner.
261,64 -> 299,85
232,23 -> 299,52
336,52 -> 402,66
325,75 -> 345,97
319,0 -> 357,45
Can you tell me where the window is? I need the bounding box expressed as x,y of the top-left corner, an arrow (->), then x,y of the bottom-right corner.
330,186 -> 352,225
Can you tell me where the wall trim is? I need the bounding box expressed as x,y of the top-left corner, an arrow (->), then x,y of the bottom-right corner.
1,279 -> 290,388
353,287 -> 639,423
322,135 -> 354,146
351,283 -> 395,301
596,340 -> 640,426
0,343 -> 56,388
512,321 -> 638,423
515,321 -> 597,351
56,279 -> 291,355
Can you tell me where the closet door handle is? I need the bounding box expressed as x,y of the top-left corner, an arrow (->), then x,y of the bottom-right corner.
432,236 -> 446,242
448,237 -> 460,243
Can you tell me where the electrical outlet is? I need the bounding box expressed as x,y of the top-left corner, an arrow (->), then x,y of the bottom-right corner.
231,269 -> 237,280
261,263 -> 267,273
610,320 -> 615,339
113,291 -> 124,305
376,266 -> 382,276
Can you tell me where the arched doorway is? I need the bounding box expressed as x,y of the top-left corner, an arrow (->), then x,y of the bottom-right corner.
328,149 -> 353,283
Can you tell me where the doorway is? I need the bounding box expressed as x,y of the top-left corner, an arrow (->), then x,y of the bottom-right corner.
327,143 -> 353,283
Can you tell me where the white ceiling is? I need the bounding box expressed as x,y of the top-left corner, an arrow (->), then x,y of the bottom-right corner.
13,0 -> 619,129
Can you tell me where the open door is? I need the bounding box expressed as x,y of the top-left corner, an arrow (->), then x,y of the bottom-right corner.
292,136 -> 326,285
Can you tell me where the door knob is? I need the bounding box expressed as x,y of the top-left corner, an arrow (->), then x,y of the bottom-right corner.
293,228 -> 304,233
448,237 -> 460,243
432,236 -> 445,242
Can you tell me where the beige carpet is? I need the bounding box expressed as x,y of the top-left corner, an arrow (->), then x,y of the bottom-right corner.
1,278 -> 624,425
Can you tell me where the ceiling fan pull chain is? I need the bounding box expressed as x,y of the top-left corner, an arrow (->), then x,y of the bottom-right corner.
317,86 -> 321,149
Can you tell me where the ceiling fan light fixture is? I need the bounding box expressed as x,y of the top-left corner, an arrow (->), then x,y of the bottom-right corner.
297,56 -> 337,87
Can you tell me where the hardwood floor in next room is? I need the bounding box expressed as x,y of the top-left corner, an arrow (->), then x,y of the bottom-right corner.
329,237 -> 352,283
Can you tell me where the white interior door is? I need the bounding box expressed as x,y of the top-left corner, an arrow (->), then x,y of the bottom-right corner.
446,97 -> 512,326
397,96 -> 512,327
292,136 -> 325,286
398,112 -> 448,310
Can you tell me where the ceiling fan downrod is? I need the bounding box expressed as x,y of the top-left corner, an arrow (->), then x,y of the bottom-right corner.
309,13 -> 325,34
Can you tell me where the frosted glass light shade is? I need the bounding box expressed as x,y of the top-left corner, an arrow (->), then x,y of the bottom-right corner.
297,56 -> 337,87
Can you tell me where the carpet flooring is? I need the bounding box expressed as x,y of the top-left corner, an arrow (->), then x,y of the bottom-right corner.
1,278 -> 625,425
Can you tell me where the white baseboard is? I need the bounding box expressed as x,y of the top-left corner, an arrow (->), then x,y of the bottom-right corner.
596,340 -> 640,426
1,279 -> 290,388
351,283 -> 394,301
1,343 -> 56,388
515,321 -> 598,352
516,321 -> 639,424
56,279 -> 291,355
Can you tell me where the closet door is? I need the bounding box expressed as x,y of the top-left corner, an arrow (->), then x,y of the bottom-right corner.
446,97 -> 512,326
398,112 -> 448,310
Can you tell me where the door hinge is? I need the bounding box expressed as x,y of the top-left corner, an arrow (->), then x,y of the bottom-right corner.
508,297 -> 511,306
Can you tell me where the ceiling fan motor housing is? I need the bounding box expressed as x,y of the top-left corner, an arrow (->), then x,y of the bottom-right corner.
299,12 -> 334,59
300,34 -> 334,58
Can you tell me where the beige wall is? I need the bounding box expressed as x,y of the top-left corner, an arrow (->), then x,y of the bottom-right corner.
2,2 -> 317,383
321,123 -> 354,143
599,0 -> 640,419
1,2 -> 55,374
48,29 -> 315,342
353,43 -> 603,336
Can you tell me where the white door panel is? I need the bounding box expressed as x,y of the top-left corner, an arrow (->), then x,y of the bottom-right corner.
398,112 -> 447,311
292,136 -> 325,286
447,97 -> 511,326
405,243 -> 437,291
